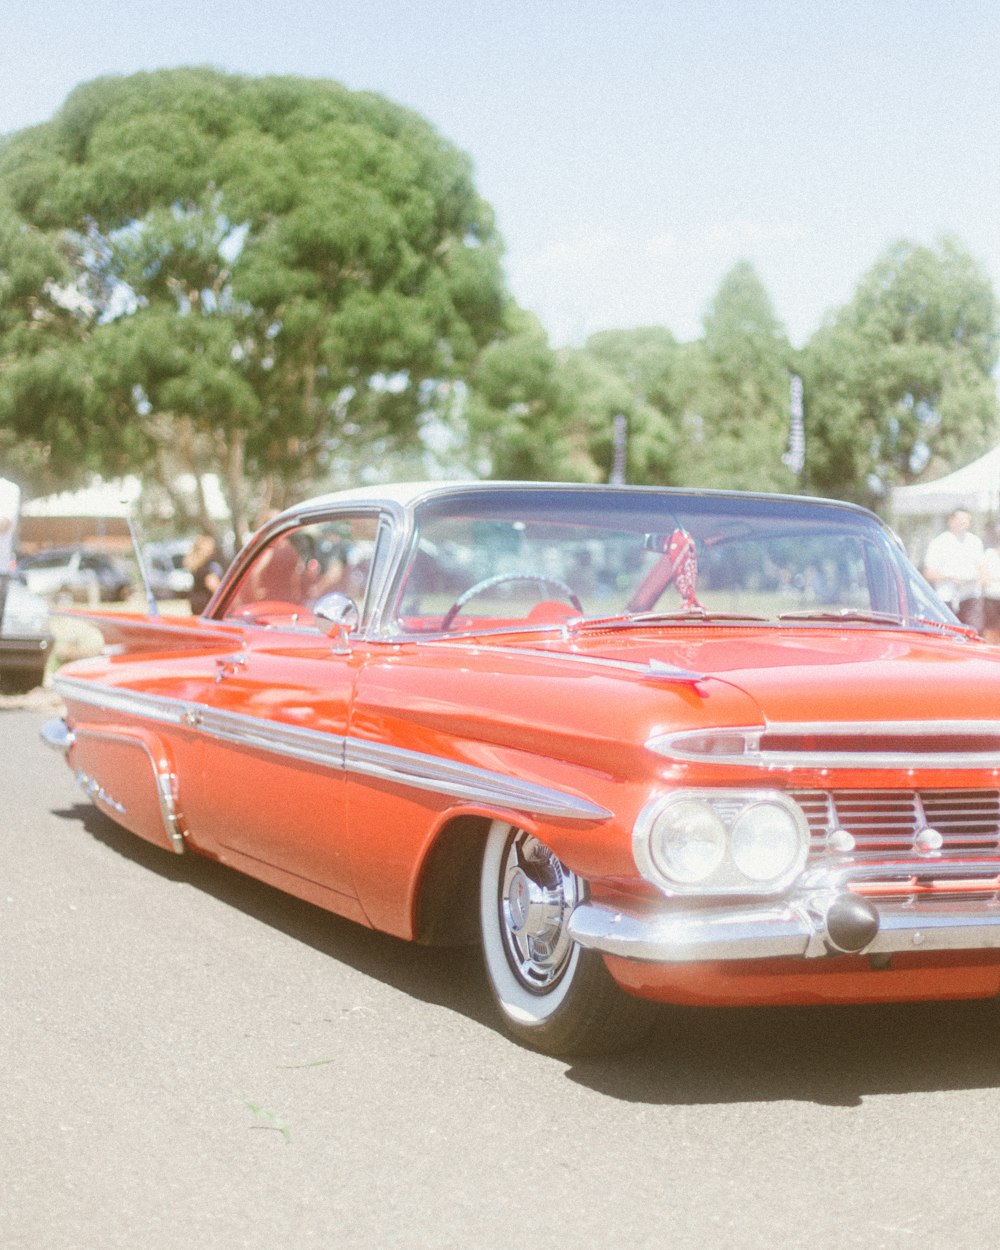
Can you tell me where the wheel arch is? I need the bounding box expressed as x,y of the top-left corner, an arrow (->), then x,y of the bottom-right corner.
413,813 -> 493,946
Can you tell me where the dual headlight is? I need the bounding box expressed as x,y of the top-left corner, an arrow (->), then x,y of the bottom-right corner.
633,789 -> 809,895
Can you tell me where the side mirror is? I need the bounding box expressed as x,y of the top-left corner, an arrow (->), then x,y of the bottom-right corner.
313,592 -> 360,654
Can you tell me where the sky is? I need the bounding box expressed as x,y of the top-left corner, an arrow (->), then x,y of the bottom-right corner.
2,0 -> 1000,349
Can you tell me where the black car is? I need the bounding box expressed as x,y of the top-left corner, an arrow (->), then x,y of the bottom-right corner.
18,546 -> 134,604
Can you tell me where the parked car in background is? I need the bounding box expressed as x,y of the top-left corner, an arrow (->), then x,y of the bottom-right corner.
0,575 -> 52,692
40,482 -> 1000,1055
144,539 -> 195,600
18,546 -> 133,604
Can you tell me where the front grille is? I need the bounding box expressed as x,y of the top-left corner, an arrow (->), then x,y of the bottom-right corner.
764,730 -> 1000,756
793,789 -> 1000,856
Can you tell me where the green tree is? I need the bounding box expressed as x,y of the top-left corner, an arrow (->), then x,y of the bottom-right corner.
681,261 -> 798,492
0,205 -> 98,488
464,314 -> 677,484
564,326 -> 689,485
0,69 -> 507,538
801,237 -> 999,508
464,308 -> 594,480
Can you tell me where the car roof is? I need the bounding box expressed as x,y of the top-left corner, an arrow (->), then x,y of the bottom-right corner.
276,480 -> 879,525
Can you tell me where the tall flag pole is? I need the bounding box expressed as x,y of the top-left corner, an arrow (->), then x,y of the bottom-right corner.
610,413 -> 628,485
782,373 -> 805,482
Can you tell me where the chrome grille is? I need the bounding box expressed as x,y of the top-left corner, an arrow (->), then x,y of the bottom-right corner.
793,789 -> 1000,856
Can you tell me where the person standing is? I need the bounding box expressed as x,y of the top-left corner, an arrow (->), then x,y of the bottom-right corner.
980,520 -> 1000,644
924,508 -> 985,629
0,475 -> 21,628
184,535 -> 225,616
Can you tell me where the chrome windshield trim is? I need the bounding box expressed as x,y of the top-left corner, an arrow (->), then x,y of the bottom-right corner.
651,720 -> 1000,770
56,676 -> 608,822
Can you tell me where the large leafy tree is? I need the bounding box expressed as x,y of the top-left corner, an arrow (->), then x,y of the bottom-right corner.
680,261 -> 798,492
0,69 -> 507,539
801,237 -> 999,508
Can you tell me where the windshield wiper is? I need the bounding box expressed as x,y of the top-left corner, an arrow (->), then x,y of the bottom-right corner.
633,609 -> 768,623
778,608 -> 905,626
572,609 -> 768,631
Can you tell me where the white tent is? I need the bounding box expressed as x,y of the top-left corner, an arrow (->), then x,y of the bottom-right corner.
22,473 -> 230,522
891,445 -> 1000,518
21,476 -> 142,519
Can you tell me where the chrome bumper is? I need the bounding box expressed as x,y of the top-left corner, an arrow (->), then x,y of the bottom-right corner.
40,717 -> 75,754
568,892 -> 1000,963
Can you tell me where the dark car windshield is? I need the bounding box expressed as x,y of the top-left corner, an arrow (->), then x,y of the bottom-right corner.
387,488 -> 954,635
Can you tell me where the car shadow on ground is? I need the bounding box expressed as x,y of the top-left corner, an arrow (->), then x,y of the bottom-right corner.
569,996 -> 1000,1107
55,800 -> 497,1026
57,799 -> 1000,1108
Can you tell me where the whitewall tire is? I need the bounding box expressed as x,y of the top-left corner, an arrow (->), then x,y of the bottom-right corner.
479,820 -> 654,1056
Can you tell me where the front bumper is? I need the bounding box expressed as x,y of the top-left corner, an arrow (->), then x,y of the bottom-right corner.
569,874 -> 1000,964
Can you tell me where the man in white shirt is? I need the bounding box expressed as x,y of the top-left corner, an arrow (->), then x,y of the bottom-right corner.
924,508 -> 984,628
0,475 -> 21,628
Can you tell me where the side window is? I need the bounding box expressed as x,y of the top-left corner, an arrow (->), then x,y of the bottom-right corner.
222,515 -> 380,628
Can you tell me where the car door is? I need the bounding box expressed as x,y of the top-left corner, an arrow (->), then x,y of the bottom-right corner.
194,511 -> 383,907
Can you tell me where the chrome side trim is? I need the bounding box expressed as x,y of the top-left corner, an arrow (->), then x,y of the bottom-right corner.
55,675 -> 189,727
651,721 -> 1000,770
55,676 -> 609,822
195,706 -> 347,771
345,739 -> 611,820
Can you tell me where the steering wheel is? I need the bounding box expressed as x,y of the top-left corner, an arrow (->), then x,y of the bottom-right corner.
440,573 -> 583,631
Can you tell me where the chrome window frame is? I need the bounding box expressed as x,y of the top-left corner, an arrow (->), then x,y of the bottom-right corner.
208,500 -> 410,639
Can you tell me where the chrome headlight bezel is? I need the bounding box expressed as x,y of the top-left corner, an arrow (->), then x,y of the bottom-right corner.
633,789 -> 810,896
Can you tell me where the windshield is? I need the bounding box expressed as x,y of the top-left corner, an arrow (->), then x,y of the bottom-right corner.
387,488 -> 955,635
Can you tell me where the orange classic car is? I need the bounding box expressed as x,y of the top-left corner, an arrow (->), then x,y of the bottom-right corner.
42,482 -> 1000,1054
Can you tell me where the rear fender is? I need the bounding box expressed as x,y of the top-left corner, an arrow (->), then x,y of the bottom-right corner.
69,724 -> 185,854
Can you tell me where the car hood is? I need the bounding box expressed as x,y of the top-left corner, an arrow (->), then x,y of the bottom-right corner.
517,624 -> 1000,727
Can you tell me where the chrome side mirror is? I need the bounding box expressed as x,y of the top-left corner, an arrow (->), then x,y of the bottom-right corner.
313,592 -> 360,654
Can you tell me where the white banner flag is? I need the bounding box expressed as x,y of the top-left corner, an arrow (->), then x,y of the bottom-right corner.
782,373 -> 805,476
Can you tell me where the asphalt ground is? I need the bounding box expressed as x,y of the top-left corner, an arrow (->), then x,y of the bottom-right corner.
5,704 -> 1000,1249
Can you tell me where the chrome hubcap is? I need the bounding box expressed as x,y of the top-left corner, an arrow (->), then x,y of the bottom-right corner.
499,832 -> 578,992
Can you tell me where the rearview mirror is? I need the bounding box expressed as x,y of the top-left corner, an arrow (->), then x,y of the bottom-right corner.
313,592 -> 360,654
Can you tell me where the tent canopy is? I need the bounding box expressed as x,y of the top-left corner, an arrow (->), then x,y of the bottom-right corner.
891,445 -> 1000,517
21,476 -> 141,519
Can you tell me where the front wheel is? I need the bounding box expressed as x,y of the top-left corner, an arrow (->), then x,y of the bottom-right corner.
479,821 -> 654,1056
